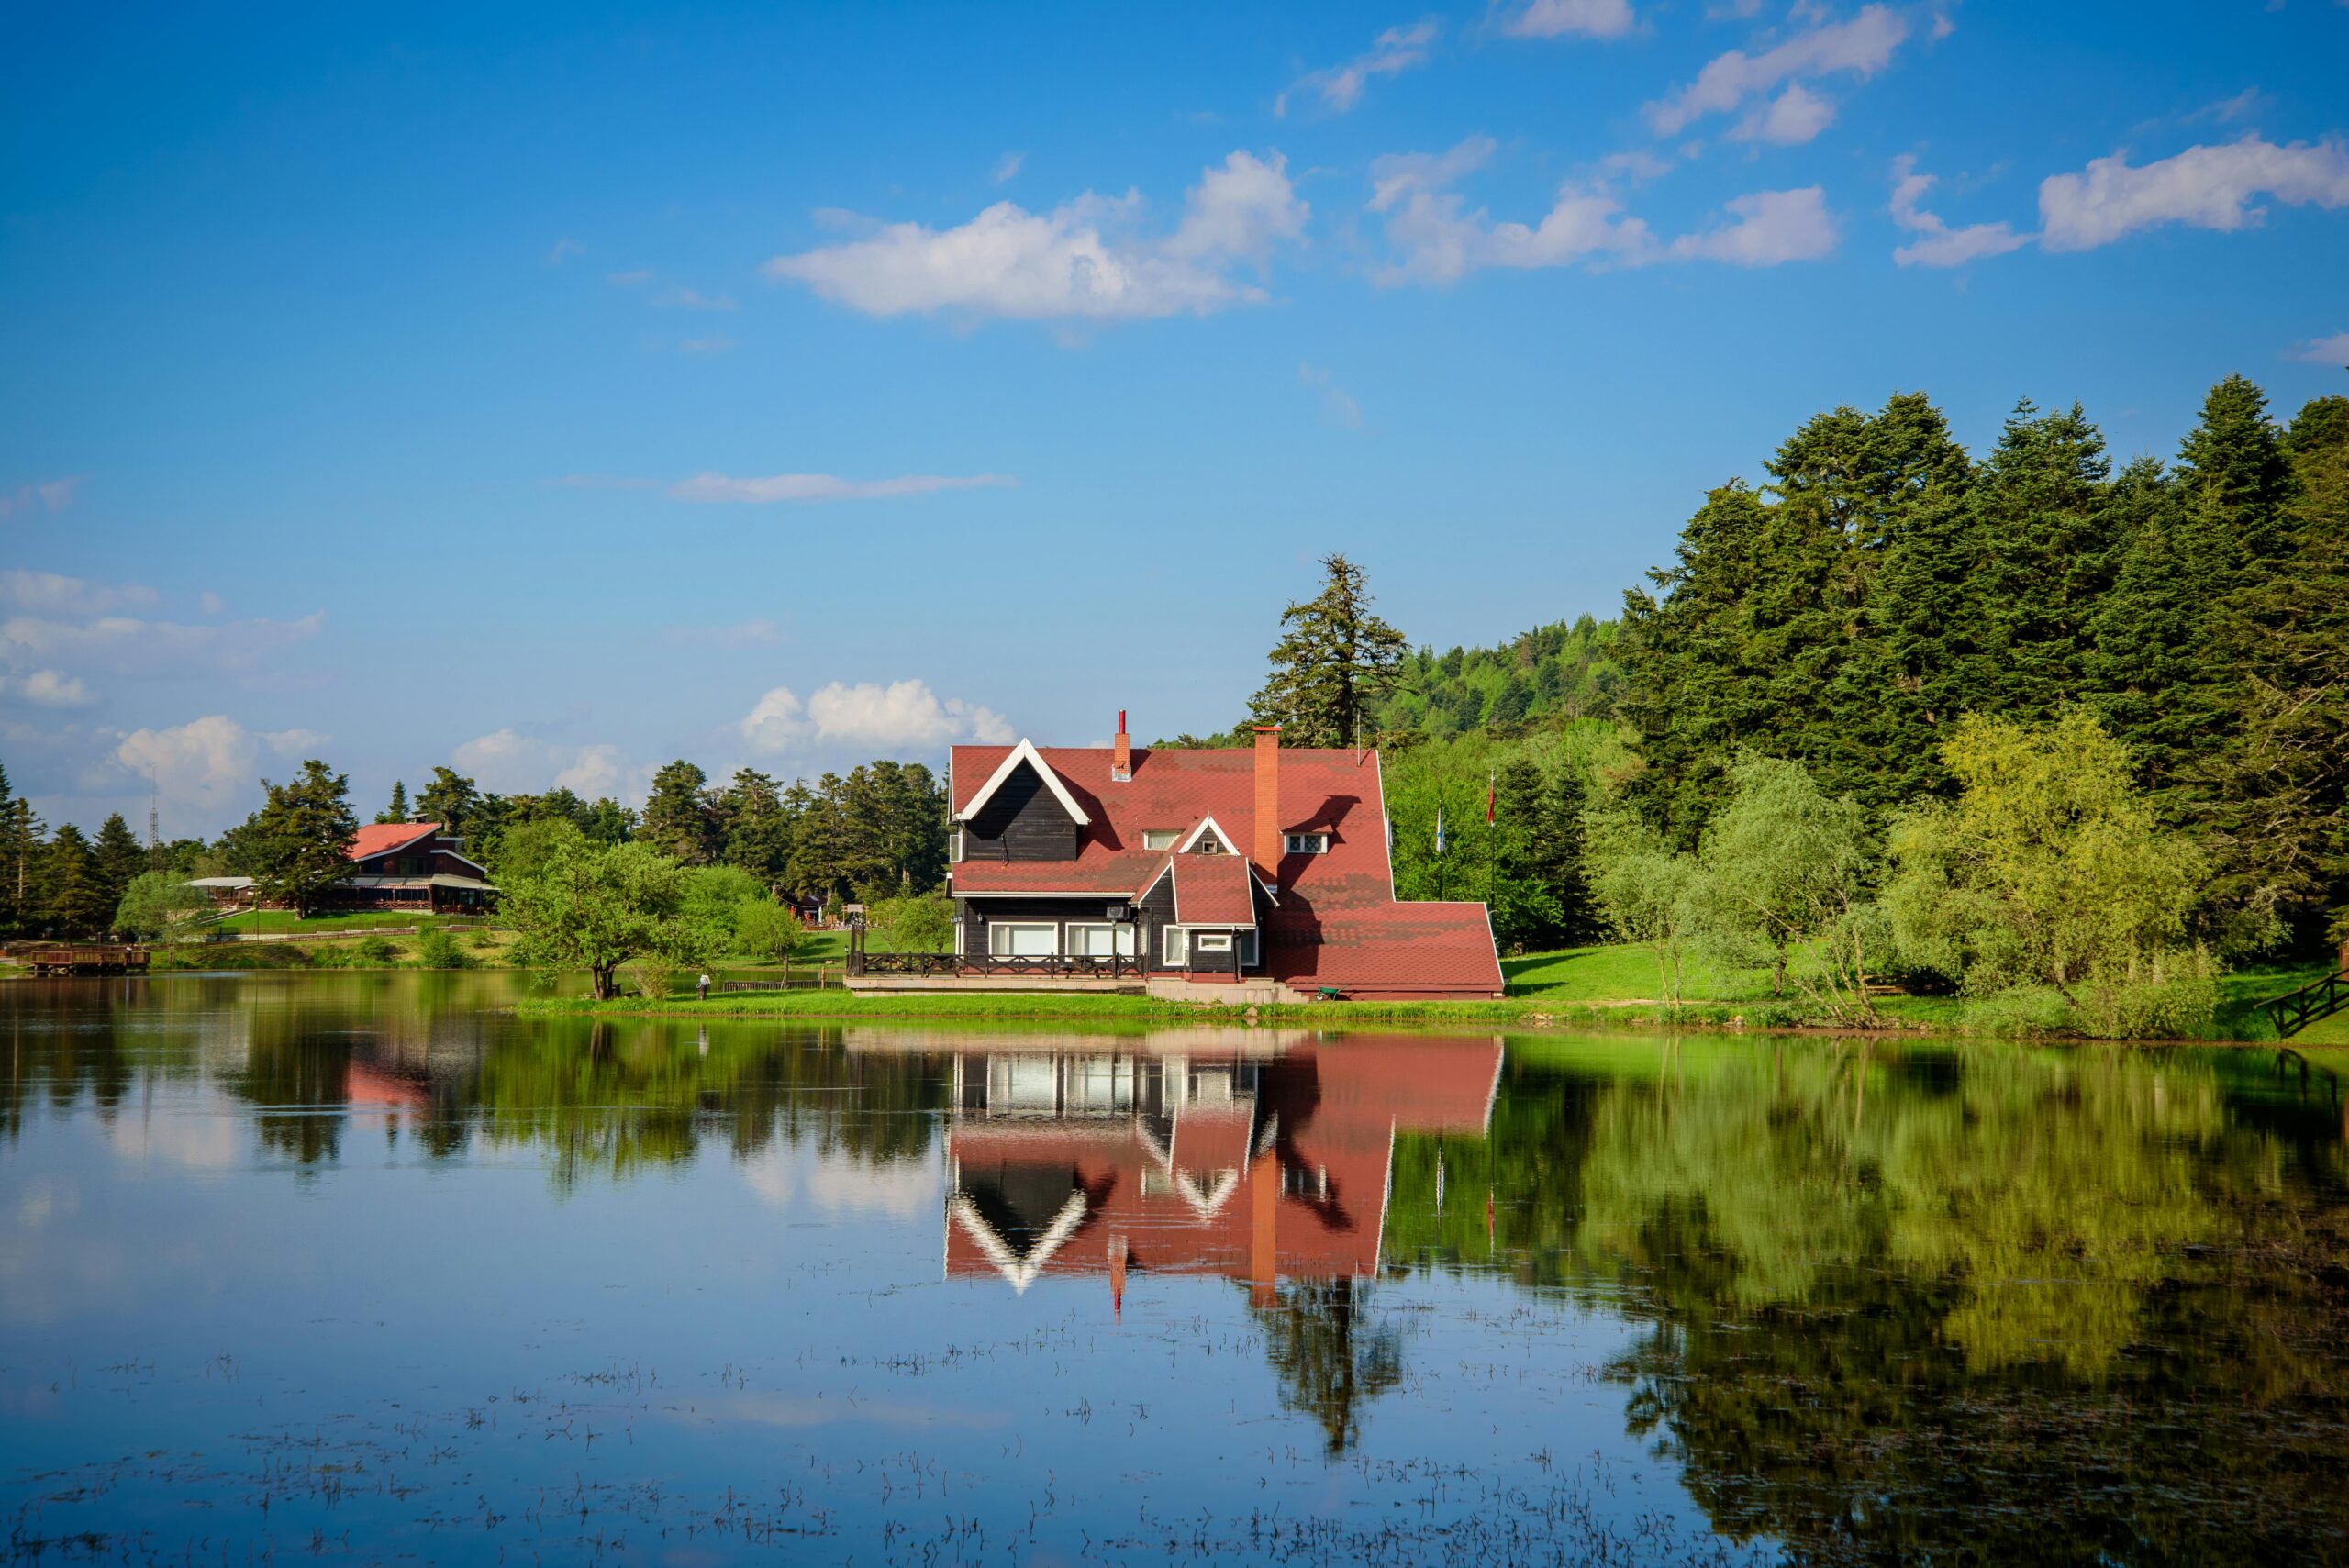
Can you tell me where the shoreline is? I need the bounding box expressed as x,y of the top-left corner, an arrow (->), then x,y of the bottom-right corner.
507,988 -> 2321,1044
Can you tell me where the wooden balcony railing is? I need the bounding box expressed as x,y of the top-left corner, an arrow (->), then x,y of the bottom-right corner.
851,951 -> 1147,981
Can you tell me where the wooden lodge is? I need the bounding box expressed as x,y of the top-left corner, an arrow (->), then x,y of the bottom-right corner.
187,822 -> 499,917
847,715 -> 1503,1003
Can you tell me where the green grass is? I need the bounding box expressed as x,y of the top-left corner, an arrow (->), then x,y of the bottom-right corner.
204,909 -> 482,936
508,940 -> 2349,1043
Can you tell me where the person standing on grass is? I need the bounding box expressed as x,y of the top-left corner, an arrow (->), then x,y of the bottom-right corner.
697,972 -> 710,1001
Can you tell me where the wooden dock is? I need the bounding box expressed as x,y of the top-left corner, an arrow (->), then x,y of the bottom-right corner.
23,943 -> 150,976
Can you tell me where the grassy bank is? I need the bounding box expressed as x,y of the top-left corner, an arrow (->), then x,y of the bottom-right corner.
509,943 -> 2344,1041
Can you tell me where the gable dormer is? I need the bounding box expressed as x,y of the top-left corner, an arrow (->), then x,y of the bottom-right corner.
957,740 -> 1086,862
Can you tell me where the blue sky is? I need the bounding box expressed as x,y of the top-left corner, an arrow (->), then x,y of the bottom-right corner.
5,0 -> 2346,835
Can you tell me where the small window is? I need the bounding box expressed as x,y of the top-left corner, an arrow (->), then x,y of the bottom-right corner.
1283,833 -> 1330,855
950,829 -> 964,862
1194,932 -> 1233,953
1193,833 -> 1223,854
1162,925 -> 1188,964
1141,829 -> 1180,851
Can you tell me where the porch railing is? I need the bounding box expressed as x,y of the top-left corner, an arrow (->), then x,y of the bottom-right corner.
851,951 -> 1148,981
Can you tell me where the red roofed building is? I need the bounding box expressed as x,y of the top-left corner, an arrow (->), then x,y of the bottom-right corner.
917,715 -> 1501,1001
330,822 -> 497,914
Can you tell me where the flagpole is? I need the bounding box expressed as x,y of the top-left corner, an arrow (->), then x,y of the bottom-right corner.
1486,765 -> 1497,908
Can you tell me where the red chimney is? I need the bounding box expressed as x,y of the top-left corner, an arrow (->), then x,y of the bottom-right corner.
1252,725 -> 1281,876
1111,710 -> 1131,782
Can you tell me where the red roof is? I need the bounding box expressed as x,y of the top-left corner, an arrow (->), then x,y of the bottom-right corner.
950,742 -> 1502,996
1169,852 -> 1256,926
348,822 -> 444,862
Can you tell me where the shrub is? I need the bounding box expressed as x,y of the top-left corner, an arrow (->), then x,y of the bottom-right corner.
414,929 -> 473,970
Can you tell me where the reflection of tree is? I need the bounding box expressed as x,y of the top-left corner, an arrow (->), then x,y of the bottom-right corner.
1246,1276 -> 1402,1456
1386,1035 -> 2349,1563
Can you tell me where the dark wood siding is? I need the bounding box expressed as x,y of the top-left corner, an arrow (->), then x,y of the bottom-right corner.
962,762 -> 1082,862
958,895 -> 1136,956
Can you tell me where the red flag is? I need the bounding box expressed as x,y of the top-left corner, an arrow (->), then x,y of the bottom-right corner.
1486,767 -> 1496,827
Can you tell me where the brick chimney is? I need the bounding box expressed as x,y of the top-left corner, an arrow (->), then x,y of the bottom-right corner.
1111,710 -> 1131,782
1252,725 -> 1281,877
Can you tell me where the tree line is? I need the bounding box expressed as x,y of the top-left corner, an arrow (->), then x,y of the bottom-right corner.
0,748 -> 952,940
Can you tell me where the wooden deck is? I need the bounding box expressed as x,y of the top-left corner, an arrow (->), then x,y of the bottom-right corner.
23,943 -> 150,976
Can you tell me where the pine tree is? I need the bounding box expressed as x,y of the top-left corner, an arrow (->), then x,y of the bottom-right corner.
375,780 -> 411,825
716,769 -> 795,882
43,823 -> 109,935
250,760 -> 361,916
2196,395 -> 2349,950
416,767 -> 479,834
2,789 -> 46,936
1973,401 -> 2121,721
92,812 -> 147,923
640,761 -> 718,865
1248,553 -> 1408,749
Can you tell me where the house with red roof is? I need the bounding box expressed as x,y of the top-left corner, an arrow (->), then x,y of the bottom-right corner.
332,821 -> 497,913
902,715 -> 1501,1001
189,821 -> 498,916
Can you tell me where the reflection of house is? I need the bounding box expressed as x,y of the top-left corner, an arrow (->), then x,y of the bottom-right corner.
918,716 -> 1502,1001
941,1036 -> 1501,1298
189,823 -> 498,916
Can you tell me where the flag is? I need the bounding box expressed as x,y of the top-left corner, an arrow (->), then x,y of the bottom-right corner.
1486,767 -> 1496,827
1434,805 -> 1445,855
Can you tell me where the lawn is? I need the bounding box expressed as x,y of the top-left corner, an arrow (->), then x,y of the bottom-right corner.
204,909 -> 481,936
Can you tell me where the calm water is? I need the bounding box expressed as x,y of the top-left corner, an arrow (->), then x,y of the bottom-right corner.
6,976 -> 2349,1566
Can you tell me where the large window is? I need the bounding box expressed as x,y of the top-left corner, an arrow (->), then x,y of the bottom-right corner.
988,922 -> 1058,958
1066,923 -> 1136,958
1162,925 -> 1187,964
1141,829 -> 1180,851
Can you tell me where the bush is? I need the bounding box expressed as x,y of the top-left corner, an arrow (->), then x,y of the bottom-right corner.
414,929 -> 473,970
628,954 -> 678,998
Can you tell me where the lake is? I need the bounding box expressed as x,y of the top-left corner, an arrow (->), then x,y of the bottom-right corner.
5,973 -> 2348,1565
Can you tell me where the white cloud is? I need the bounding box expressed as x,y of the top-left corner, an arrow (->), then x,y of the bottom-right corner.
545,237 -> 585,265
199,591 -> 226,616
670,472 -> 1013,505
2037,135 -> 2349,251
1727,83 -> 1837,145
2292,331 -> 2349,366
677,337 -> 738,355
1646,5 -> 1909,136
450,729 -> 640,801
1889,155 -> 2032,267
2188,87 -> 2269,125
656,286 -> 738,311
1598,148 -> 1675,183
1278,20 -> 1439,116
112,717 -> 270,821
991,150 -> 1025,184
0,669 -> 96,709
1367,139 -> 1834,281
1298,362 -> 1363,428
738,679 -> 1012,757
763,150 -> 1307,323
1929,10 -> 1954,39
1665,186 -> 1840,263
1503,0 -> 1636,39
2,610 -> 324,679
1,571 -> 158,616
607,268 -> 654,286
0,476 -> 81,521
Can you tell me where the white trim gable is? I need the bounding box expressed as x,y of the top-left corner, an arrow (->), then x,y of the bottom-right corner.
1176,815 -> 1236,853
953,739 -> 1092,827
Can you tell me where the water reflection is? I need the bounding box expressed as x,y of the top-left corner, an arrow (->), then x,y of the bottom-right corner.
7,978 -> 2349,1562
